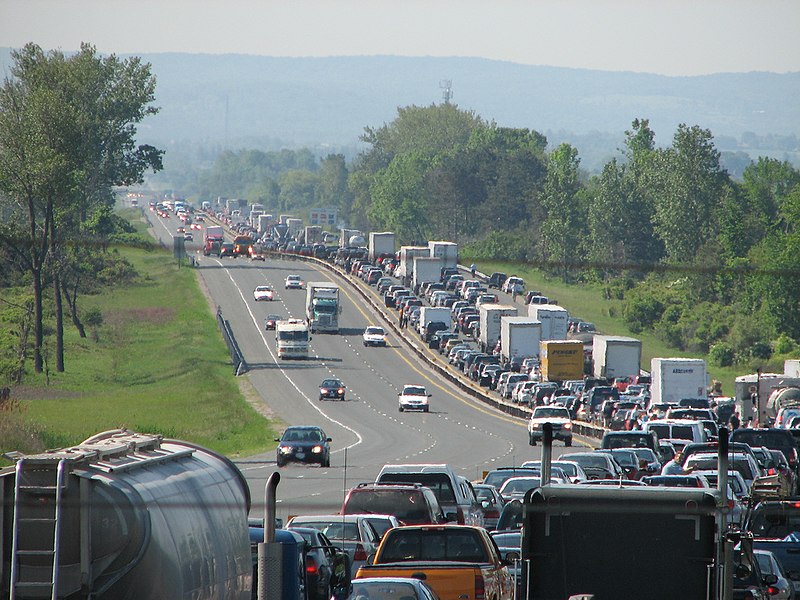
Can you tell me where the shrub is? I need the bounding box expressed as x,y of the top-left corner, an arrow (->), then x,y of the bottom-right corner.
709,342 -> 735,367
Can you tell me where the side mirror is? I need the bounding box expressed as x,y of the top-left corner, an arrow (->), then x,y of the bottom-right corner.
326,437 -> 332,442
504,551 -> 521,564
274,438 -> 281,442
481,500 -> 490,509
763,574 -> 778,586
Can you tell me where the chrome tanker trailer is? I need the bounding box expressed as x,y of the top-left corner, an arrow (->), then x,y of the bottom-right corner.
0,429 -> 252,599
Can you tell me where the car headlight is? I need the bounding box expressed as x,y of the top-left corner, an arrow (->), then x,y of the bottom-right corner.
530,422 -> 541,429
337,388 -> 344,394
320,388 -> 328,394
311,445 -> 323,454
563,423 -> 572,429
278,446 -> 293,454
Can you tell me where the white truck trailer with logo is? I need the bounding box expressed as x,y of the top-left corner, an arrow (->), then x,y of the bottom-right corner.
527,304 -> 569,341
500,317 -> 542,363
650,357 -> 709,406
305,282 -> 341,333
368,232 -> 396,262
479,304 -> 519,353
592,335 -> 642,380
276,319 -> 311,359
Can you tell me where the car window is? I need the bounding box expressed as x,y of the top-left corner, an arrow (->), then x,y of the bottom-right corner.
379,473 -> 457,504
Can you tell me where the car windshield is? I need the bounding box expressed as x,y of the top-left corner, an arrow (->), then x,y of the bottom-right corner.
605,434 -> 652,449
365,327 -> 385,335
563,454 -> 610,469
283,429 -> 324,442
293,521 -> 360,541
484,469 -> 539,489
552,462 -> 579,477
345,489 -> 431,523
378,528 -> 485,563
686,455 -> 754,480
500,478 -> 541,495
321,380 -> 342,388
351,581 -> 418,597
532,408 -> 570,419
402,386 -> 426,396
379,473 -> 456,504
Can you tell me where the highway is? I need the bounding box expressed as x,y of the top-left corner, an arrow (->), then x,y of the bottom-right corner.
147,211 -> 594,524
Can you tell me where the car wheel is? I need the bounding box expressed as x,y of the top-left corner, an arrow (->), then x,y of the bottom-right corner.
423,406 -> 430,413
565,439 -> 572,447
529,434 -> 536,446
399,405 -> 404,412
276,457 -> 286,468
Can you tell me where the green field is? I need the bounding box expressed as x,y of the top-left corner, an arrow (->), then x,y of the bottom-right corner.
1,214 -> 278,461
467,259 -> 743,394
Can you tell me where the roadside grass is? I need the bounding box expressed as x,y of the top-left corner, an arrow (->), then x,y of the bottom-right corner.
468,258 -> 741,394
1,225 -> 278,460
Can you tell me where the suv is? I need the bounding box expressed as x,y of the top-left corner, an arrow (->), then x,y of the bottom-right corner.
341,482 -> 446,525
376,463 -> 484,527
731,428 -> 799,474
487,272 -> 507,289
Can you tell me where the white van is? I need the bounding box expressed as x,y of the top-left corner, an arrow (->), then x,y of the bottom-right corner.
376,463 -> 484,527
643,419 -> 709,444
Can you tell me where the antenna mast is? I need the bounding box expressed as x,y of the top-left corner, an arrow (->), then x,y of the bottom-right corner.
439,79 -> 453,104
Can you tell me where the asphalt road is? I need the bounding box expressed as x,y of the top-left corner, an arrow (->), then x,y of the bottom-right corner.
147,210 -> 594,524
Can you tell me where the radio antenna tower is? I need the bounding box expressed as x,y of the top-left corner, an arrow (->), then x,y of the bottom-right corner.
439,79 -> 453,104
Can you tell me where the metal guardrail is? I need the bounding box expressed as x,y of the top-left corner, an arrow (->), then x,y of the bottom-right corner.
217,306 -> 247,375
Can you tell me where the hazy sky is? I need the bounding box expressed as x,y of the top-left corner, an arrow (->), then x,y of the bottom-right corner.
2,0 -> 798,76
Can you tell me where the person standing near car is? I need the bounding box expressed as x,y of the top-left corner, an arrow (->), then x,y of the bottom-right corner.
470,263 -> 477,277
661,452 -> 688,475
729,411 -> 740,430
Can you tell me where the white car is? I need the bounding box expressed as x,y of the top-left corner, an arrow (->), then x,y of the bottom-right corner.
398,384 -> 431,413
284,274 -> 304,289
253,285 -> 275,301
363,325 -> 387,347
503,276 -> 525,295
527,405 -> 573,446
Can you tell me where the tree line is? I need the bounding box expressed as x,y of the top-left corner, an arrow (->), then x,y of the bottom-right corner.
187,104 -> 800,368
0,44 -> 162,383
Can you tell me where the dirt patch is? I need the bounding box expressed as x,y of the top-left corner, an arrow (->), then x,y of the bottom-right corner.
237,375 -> 282,423
10,385 -> 83,401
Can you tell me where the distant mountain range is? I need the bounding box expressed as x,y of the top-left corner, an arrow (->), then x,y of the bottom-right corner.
2,49 -> 799,172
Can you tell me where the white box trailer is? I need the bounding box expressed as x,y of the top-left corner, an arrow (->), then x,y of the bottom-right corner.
369,232 -> 396,262
479,304 -> 519,352
304,225 -> 323,245
428,241 -> 459,268
413,256 -> 444,289
418,306 -> 452,336
396,246 -> 430,280
500,317 -> 542,362
257,214 -> 273,234
526,305 -> 569,341
786,359 -> 800,378
592,335 -> 642,380
650,358 -> 709,406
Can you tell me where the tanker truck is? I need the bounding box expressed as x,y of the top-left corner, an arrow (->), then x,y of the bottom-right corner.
0,429 -> 253,599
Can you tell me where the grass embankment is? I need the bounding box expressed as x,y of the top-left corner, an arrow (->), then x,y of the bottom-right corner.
468,259 -> 742,394
1,215 -> 276,461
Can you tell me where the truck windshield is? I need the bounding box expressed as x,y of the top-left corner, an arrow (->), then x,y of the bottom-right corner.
314,301 -> 337,314
278,330 -> 309,341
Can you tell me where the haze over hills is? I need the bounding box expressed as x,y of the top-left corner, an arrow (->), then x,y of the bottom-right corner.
2,49 -> 799,172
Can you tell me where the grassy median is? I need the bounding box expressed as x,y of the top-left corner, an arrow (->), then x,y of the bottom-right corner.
1,216 -> 277,460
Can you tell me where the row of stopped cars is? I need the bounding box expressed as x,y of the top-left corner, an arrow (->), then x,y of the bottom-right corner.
282,463 -> 522,600
471,427 -> 800,600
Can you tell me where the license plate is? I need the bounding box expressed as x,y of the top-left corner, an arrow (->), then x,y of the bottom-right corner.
296,453 -> 305,459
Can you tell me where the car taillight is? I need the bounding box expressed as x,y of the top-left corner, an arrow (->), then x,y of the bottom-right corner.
353,543 -> 367,562
485,510 -> 500,519
728,499 -> 735,510
768,468 -> 776,476
767,586 -> 780,596
475,573 -> 486,599
789,448 -> 798,468
306,555 -> 318,575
